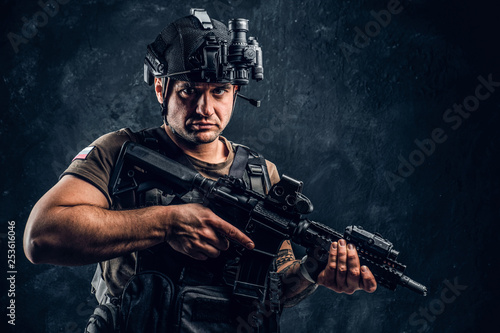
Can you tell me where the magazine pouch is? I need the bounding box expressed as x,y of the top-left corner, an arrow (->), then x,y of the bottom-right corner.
84,303 -> 119,333
175,285 -> 239,333
120,271 -> 175,333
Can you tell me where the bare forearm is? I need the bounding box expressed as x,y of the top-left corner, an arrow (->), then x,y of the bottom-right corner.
24,204 -> 169,266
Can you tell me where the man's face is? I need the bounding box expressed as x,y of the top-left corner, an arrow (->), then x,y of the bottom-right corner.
165,80 -> 236,145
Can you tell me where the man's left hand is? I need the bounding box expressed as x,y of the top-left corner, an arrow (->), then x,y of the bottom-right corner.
316,239 -> 377,294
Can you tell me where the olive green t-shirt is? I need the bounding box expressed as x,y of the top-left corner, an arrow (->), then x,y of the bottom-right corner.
63,127 -> 279,206
61,126 -> 279,296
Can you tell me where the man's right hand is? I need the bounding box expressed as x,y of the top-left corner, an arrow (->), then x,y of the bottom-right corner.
164,203 -> 255,260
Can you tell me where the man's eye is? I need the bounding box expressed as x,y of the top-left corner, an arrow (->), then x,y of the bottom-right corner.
181,88 -> 196,95
213,88 -> 227,95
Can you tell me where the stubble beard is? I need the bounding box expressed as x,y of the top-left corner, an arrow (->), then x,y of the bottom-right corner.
168,123 -> 221,145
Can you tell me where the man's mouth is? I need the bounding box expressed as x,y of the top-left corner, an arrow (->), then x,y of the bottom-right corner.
190,122 -> 217,130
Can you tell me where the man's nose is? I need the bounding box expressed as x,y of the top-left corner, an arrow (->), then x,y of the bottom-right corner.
195,92 -> 215,117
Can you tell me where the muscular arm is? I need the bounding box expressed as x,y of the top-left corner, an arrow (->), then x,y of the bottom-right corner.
24,175 -> 254,266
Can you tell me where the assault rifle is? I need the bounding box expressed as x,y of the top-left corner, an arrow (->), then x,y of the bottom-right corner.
110,142 -> 427,302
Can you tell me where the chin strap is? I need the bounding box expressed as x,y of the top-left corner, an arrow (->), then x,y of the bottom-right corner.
161,77 -> 170,125
231,87 -> 239,113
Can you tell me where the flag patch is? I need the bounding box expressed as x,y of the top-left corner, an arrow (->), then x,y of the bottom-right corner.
73,146 -> 95,161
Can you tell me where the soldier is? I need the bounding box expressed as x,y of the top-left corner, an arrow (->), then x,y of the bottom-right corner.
24,9 -> 376,332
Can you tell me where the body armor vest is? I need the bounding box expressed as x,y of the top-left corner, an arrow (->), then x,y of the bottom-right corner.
87,127 -> 280,333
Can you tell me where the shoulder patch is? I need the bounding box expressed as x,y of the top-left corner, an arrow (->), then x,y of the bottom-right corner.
72,146 -> 95,161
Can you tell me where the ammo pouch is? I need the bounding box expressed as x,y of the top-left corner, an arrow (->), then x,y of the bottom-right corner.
119,271 -> 175,333
119,271 -> 248,333
84,303 -> 119,333
85,270 -> 175,333
174,285 -> 238,333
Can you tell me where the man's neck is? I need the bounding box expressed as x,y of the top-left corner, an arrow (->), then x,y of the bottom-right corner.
164,126 -> 228,164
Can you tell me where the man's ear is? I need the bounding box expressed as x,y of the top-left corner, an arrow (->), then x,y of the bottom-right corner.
232,85 -> 240,99
154,78 -> 164,104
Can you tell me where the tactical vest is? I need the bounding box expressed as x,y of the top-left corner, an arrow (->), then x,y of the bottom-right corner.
86,127 -> 281,333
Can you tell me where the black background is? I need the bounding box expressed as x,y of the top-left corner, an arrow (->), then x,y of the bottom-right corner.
1,0 -> 499,332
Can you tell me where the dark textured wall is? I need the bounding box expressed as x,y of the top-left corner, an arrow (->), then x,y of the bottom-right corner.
1,0 -> 499,332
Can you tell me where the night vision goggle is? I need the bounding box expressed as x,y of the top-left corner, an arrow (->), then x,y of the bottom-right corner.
144,9 -> 264,89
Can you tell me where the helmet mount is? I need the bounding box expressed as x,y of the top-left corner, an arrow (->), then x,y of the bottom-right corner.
144,8 -> 263,108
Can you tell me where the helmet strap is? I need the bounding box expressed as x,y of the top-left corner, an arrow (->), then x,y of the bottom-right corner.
161,77 -> 170,124
231,85 -> 240,113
